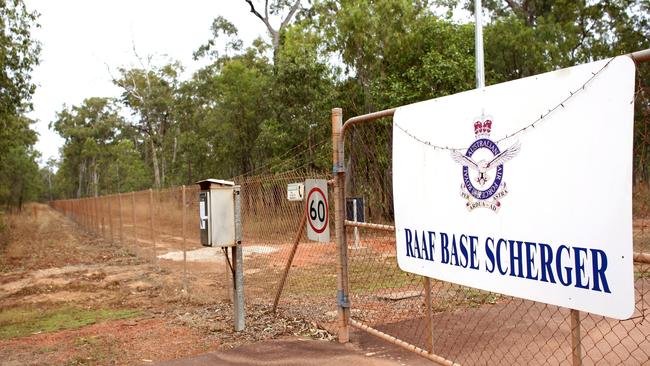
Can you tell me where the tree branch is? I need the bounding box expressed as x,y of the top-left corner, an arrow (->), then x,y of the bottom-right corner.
280,0 -> 301,30
244,0 -> 276,36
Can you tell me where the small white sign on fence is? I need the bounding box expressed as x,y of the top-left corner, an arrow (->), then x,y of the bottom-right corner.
393,57 -> 635,320
287,182 -> 304,201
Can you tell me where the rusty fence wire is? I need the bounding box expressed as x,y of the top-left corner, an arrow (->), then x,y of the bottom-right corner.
49,54 -> 650,365
336,65 -> 650,364
48,169 -> 339,319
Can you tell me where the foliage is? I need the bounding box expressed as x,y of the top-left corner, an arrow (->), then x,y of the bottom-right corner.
0,0 -> 40,208
47,0 -> 650,198
50,98 -> 150,198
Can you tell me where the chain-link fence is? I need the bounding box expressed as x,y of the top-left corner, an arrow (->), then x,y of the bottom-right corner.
49,52 -> 650,365
333,53 -> 650,365
49,169 -> 338,313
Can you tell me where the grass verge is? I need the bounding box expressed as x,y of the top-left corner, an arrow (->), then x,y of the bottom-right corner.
0,306 -> 141,339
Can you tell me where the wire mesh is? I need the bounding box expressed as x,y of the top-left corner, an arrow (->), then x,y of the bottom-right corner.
48,169 -> 338,321
339,62 -> 650,365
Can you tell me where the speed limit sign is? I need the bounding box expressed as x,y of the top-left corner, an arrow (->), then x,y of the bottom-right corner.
305,179 -> 330,242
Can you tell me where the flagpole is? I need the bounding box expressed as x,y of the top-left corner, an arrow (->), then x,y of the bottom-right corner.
475,0 -> 485,88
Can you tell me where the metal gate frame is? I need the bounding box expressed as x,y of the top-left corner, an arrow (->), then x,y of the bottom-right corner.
331,48 -> 650,366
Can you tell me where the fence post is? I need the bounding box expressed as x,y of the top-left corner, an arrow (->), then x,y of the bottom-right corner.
332,107 -> 351,343
424,277 -> 434,353
181,185 -> 188,293
108,195 -> 113,242
101,197 -> 106,238
149,188 -> 156,262
131,191 -> 137,247
92,196 -> 97,234
571,309 -> 582,366
118,193 -> 124,243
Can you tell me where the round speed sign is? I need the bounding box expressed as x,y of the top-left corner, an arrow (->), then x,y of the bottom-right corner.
307,187 -> 328,234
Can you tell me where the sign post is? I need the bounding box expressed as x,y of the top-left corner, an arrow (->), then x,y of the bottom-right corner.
305,179 -> 330,243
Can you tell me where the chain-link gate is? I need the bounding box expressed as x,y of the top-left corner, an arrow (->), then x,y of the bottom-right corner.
331,49 -> 650,365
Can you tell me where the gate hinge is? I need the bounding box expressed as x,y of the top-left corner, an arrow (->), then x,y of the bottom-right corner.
337,290 -> 350,308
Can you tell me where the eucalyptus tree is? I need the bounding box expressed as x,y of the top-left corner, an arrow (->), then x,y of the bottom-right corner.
114,62 -> 182,188
51,98 -> 124,197
0,0 -> 42,208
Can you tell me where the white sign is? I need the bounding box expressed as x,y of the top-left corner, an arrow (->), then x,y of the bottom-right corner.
393,57 -> 635,319
199,201 -> 206,229
305,179 -> 330,242
287,182 -> 305,201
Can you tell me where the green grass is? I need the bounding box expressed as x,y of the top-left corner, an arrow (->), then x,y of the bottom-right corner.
0,306 -> 141,339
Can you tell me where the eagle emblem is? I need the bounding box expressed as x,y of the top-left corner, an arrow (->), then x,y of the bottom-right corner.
450,118 -> 520,212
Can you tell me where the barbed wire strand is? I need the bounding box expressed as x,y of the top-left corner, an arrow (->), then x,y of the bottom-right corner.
394,56 -> 619,152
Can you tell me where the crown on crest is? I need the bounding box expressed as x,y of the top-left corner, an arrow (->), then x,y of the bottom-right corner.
474,119 -> 492,139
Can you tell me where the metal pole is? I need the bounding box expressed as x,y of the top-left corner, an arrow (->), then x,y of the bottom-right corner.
424,277 -> 434,353
181,185 -> 188,293
475,0 -> 485,88
353,198 -> 360,249
571,309 -> 582,366
233,186 -> 245,331
350,320 -> 460,366
118,193 -> 124,243
273,206 -> 308,312
333,107 -> 351,343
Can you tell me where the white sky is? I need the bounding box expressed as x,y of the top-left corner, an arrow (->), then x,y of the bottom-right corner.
25,0 -> 269,165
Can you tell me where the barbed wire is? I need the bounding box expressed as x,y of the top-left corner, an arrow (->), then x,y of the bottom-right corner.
394,56 -> 619,152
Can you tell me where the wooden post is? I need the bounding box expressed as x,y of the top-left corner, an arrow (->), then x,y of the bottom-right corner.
424,277 -> 434,353
149,189 -> 156,262
571,309 -> 582,366
332,107 -> 351,343
273,206 -> 308,313
181,185 -> 188,293
131,191 -> 137,247
118,193 -> 124,243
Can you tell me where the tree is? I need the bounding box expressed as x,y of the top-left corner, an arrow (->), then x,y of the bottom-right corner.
0,0 -> 41,208
114,62 -> 182,188
242,0 -> 302,65
50,98 -> 150,197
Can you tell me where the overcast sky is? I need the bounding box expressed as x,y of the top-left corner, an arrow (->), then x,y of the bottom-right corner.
24,0 -> 270,165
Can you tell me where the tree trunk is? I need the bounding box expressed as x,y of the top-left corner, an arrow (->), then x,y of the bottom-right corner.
150,138 -> 161,188
77,159 -> 86,198
92,158 -> 99,197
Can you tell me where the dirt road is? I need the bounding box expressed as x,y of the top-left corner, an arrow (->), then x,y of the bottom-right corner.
0,204 -> 425,365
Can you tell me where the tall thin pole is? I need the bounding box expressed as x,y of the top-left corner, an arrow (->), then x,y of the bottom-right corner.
571,309 -> 582,366
181,185 -> 188,293
475,0 -> 485,89
332,107 -> 350,343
